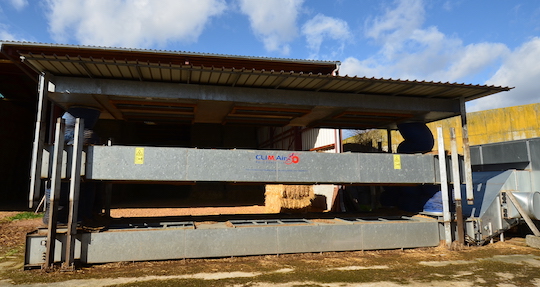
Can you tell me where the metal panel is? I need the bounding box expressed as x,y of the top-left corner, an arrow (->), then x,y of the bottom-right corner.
185,227 -> 278,258
86,146 -> 188,181
40,148 -> 87,179
186,149 -> 276,182
81,228 -> 187,263
480,141 -> 529,165
276,152 -> 359,183
5,41 -> 510,101
277,224 -> 363,253
470,146 -> 483,166
25,232 -> 82,265
302,128 -> 336,151
529,140 -> 540,192
530,139 -> 540,171
461,171 -> 513,218
85,146 -> 441,184
26,218 -> 439,266
362,220 -> 440,250
357,153 -> 436,183
52,77 -> 462,116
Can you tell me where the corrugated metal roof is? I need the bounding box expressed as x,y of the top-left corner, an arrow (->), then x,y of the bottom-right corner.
0,41 -> 514,130
0,41 -> 510,102
0,41 -> 339,75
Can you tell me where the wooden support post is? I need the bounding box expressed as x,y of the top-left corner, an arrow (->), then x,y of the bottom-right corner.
450,128 -> 465,245
45,118 -> 65,268
437,127 -> 452,247
64,118 -> 84,269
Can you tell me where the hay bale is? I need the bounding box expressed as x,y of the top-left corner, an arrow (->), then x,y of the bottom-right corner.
264,184 -> 284,213
265,184 -> 314,213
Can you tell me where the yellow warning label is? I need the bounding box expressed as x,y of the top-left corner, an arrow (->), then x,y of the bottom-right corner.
134,147 -> 144,164
393,154 -> 401,169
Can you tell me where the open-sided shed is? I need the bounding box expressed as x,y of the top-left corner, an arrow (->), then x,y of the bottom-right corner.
0,42 -> 515,268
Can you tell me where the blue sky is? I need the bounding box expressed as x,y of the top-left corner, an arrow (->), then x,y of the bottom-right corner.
1,0 -> 540,112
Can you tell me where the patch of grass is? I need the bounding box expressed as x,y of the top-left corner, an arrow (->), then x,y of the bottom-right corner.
4,248 -> 19,257
6,212 -> 43,221
5,243 -> 540,286
109,278 -> 252,287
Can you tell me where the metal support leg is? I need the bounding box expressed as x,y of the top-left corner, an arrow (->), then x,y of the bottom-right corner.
29,73 -> 50,208
386,129 -> 392,153
64,118 -> 84,269
45,118 -> 65,268
505,191 -> 540,236
460,98 -> 474,205
450,128 -> 465,245
370,186 -> 377,211
104,183 -> 112,217
437,127 -> 452,247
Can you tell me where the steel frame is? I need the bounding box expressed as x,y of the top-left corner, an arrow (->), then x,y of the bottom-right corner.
25,216 -> 439,267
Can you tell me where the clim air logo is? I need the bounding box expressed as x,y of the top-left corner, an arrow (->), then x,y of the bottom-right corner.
255,153 -> 300,165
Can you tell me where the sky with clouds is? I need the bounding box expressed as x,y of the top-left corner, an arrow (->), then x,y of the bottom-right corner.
1,0 -> 539,112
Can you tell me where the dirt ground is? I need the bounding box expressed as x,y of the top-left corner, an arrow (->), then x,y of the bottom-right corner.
2,209 -> 540,287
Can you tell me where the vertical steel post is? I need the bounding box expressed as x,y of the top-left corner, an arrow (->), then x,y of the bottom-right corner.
370,186 -> 377,211
29,73 -> 50,208
104,183 -> 112,217
45,118 -> 65,268
460,98 -> 474,204
338,129 -> 343,153
450,128 -> 465,245
437,127 -> 452,247
386,129 -> 392,153
64,118 -> 84,269
499,195 -> 505,242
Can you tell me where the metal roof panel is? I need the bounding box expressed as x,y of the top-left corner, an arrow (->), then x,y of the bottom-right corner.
3,41 -> 512,105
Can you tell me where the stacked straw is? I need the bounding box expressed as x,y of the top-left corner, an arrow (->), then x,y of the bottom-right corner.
265,184 -> 315,213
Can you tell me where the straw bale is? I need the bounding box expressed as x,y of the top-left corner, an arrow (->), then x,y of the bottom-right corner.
265,184 -> 314,213
264,185 -> 283,213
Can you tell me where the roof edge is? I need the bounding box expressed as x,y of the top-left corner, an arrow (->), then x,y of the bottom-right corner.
0,40 -> 340,66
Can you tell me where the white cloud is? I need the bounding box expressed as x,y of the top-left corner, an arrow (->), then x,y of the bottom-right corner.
238,0 -> 303,55
9,0 -> 28,11
340,57 -> 386,79
468,37 -> 540,111
340,0 -> 508,85
301,14 -> 352,59
45,0 -> 227,48
436,42 -> 509,82
0,23 -> 23,41
365,0 -> 425,59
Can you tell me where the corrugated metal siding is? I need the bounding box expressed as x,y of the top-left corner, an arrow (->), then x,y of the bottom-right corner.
258,126 -> 294,150
258,127 -> 338,152
302,128 -> 337,152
